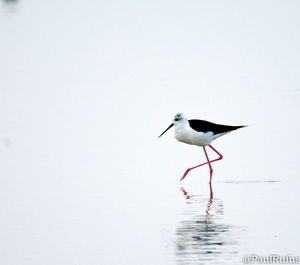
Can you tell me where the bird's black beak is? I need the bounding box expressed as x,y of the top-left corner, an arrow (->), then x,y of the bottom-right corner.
158,123 -> 174,138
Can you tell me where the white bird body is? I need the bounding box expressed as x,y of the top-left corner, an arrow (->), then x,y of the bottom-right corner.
173,119 -> 226,146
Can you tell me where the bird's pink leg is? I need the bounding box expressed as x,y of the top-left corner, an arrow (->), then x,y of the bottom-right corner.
180,144 -> 223,181
180,161 -> 210,181
203,146 -> 213,183
208,144 -> 223,160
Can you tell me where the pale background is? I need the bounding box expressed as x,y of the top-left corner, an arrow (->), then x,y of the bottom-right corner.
1,1 -> 299,264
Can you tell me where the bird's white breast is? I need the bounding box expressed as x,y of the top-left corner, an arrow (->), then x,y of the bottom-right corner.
174,123 -> 214,146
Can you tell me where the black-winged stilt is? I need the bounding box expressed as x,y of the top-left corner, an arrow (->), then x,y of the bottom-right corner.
159,113 -> 245,183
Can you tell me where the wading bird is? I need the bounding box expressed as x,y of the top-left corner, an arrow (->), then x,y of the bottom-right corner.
159,113 -> 245,183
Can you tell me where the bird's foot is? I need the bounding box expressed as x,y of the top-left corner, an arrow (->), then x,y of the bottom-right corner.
180,169 -> 190,181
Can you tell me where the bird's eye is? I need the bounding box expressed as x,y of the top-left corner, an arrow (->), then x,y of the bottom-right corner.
175,118 -> 179,121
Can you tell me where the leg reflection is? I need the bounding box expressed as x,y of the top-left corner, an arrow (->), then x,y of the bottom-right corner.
180,184 -> 223,215
176,185 -> 238,264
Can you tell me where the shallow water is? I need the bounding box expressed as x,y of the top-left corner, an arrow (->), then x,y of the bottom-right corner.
1,1 -> 300,264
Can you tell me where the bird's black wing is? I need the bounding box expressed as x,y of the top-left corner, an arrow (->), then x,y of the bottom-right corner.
188,119 -> 245,134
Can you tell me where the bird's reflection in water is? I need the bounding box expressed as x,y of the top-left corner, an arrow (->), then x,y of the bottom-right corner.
176,185 -> 239,265
181,184 -> 223,215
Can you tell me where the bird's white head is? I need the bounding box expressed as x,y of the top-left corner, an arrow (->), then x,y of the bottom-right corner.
172,113 -> 188,125
158,113 -> 188,138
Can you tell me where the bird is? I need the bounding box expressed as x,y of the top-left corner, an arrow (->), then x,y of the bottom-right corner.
159,113 -> 245,183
